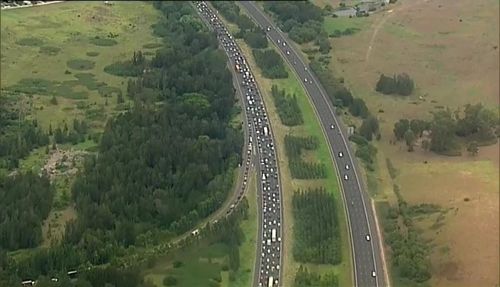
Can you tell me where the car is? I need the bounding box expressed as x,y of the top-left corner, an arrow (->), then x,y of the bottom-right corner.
345,164 -> 350,170
330,124 -> 335,129
277,39 -> 281,44
366,234 -> 371,241
282,42 -> 286,46
286,50 -> 290,55
266,26 -> 271,31
304,66 -> 308,71
304,78 -> 308,83
338,152 -> 343,157
344,174 -> 349,181
372,271 -> 377,278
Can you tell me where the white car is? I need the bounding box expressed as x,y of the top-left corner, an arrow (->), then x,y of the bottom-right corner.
277,39 -> 281,44
366,234 -> 371,241
344,174 -> 349,181
372,271 -> 376,278
286,50 -> 290,55
304,78 -> 308,83
345,164 -> 350,170
282,42 -> 286,47
330,124 -> 335,129
267,26 -> 271,31
338,152 -> 343,158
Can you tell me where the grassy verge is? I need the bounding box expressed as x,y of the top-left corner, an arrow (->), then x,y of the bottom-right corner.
142,168 -> 258,287
224,8 -> 352,286
221,169 -> 258,287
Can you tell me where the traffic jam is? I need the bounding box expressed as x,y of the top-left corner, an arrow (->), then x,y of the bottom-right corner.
195,2 -> 282,287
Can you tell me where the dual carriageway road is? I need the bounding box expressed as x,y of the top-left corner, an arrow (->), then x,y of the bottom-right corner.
240,2 -> 388,287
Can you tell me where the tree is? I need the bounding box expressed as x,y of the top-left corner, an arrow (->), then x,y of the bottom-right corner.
430,110 -> 457,153
50,96 -> 58,105
404,129 -> 416,151
421,139 -> 430,151
349,98 -> 369,118
467,141 -> 479,156
163,276 -> 177,286
394,119 -> 410,140
359,116 -> 379,141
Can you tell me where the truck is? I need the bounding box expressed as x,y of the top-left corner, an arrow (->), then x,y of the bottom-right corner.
235,64 -> 240,72
263,126 -> 269,136
271,228 -> 277,242
268,276 -> 274,287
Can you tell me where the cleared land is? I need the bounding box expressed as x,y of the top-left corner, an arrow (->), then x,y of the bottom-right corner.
323,0 -> 499,286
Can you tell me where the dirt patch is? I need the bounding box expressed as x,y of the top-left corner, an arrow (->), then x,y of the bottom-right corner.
42,147 -> 88,181
41,206 -> 77,246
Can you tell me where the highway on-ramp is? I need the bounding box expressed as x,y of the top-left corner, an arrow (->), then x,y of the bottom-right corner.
240,2 -> 387,287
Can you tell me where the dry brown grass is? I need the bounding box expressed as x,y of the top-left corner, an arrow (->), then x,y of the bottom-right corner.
323,0 -> 499,285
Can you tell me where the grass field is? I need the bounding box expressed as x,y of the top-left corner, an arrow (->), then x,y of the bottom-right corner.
320,0 -> 499,286
0,1 -> 162,131
226,7 -> 353,286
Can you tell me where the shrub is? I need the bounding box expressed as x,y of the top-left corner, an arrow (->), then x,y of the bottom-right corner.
163,275 -> 177,286
252,49 -> 288,79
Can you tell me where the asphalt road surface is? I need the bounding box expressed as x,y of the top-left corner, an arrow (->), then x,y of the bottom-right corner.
240,2 -> 387,287
196,3 -> 284,287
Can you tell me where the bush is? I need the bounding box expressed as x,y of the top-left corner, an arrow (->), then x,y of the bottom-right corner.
252,49 -> 288,79
172,261 -> 183,268
163,275 -> 177,286
285,135 -> 325,179
375,73 -> 414,96
271,85 -> 303,126
104,61 -> 143,77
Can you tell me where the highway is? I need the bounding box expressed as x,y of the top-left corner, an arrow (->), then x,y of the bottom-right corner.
240,2 -> 387,287
196,3 -> 284,287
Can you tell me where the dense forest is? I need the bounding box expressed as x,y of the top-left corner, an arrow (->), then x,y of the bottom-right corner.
0,1 -> 243,284
292,188 -> 341,264
271,84 -> 303,126
0,172 -> 54,250
0,95 -> 50,170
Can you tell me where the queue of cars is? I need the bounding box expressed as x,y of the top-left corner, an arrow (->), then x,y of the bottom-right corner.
195,2 -> 282,287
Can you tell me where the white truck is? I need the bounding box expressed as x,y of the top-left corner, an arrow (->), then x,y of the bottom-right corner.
271,228 -> 277,242
263,126 -> 269,136
268,276 -> 274,287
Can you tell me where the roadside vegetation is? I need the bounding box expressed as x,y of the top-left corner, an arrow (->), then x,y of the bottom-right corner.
212,4 -> 353,286
271,85 -> 303,126
292,188 -> 341,264
0,2 -> 244,286
285,135 -> 326,179
293,1 -> 500,286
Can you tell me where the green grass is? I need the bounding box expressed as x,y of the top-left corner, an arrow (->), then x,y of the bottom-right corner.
67,59 -> 95,70
323,16 -> 371,35
144,242 -> 228,287
221,170 -> 258,287
271,61 -> 353,287
1,1 -> 160,132
86,51 -> 100,57
143,43 -> 163,49
89,37 -> 118,47
39,46 -> 61,56
18,146 -> 49,174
